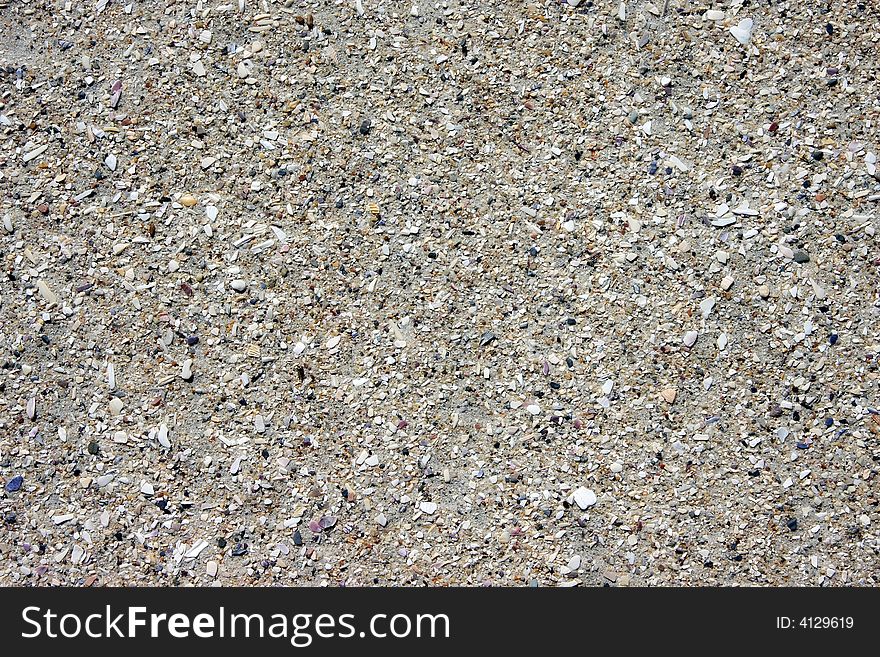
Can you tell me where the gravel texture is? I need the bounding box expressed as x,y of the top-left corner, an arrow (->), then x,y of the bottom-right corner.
1,0 -> 879,587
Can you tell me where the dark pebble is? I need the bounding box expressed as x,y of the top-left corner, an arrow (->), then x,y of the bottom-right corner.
811,150 -> 824,161
186,335 -> 199,346
87,441 -> 100,455
232,542 -> 248,556
825,417 -> 834,427
5,475 -> 23,492
293,529 -> 303,546
786,518 -> 798,531
217,537 -> 227,548
732,165 -> 743,176
793,250 -> 810,263
829,333 -> 838,345
359,119 -> 372,135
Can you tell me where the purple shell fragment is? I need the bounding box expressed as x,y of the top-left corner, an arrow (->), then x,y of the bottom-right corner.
110,80 -> 122,108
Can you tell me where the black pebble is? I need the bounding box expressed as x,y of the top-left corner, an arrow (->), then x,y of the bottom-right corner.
359,119 -> 372,135
87,441 -> 99,455
293,530 -> 303,546
786,518 -> 798,531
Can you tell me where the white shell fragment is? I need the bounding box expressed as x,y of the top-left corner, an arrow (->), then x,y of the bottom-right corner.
730,18 -> 754,45
573,487 -> 597,510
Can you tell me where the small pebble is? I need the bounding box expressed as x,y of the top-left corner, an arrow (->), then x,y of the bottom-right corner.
180,359 -> 194,381
5,476 -> 24,493
108,397 -> 124,416
660,388 -> 677,404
